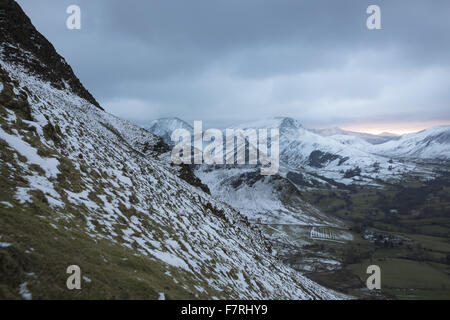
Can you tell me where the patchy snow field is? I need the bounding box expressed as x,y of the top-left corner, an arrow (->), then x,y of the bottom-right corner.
0,56 -> 347,299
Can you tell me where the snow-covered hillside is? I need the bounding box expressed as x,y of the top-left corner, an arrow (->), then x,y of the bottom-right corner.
234,117 -> 411,184
311,127 -> 400,145
143,117 -> 193,146
369,126 -> 450,160
0,0 -> 345,300
147,116 -> 412,183
195,165 -> 344,226
146,118 -> 343,225
311,125 -> 450,160
326,134 -> 372,149
143,116 -> 424,225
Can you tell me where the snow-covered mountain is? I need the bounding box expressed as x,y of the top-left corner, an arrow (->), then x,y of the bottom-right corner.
325,134 -> 372,149
147,116 -> 450,182
0,0 -> 344,300
311,127 -> 400,145
144,117 -> 345,225
144,117 -> 414,227
149,116 -> 408,180
369,126 -> 450,160
311,125 -> 450,160
233,117 -> 409,184
195,165 -> 345,226
143,115 -> 450,234
143,117 -> 193,146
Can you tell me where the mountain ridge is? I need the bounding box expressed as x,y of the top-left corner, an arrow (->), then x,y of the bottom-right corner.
0,0 -> 102,110
143,117 -> 193,146
369,125 -> 450,160
146,116 -> 450,162
310,126 -> 400,145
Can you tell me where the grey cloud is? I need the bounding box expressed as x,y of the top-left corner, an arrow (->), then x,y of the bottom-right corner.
16,0 -> 450,129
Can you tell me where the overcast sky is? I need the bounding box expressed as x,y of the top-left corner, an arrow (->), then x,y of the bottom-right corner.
17,0 -> 450,133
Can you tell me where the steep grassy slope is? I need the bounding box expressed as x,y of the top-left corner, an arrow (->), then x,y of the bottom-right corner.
0,39 -> 344,300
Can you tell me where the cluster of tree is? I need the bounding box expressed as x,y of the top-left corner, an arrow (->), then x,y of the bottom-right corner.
341,246 -> 372,266
375,176 -> 450,218
343,167 -> 361,179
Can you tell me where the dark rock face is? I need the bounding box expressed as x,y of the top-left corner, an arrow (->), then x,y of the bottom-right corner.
0,0 -> 103,110
178,164 -> 211,194
143,137 -> 171,155
308,150 -> 340,168
286,171 -> 317,188
229,171 -> 264,189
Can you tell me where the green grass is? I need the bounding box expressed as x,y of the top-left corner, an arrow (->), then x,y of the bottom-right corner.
346,258 -> 450,300
0,201 -> 218,300
407,234 -> 450,253
301,174 -> 450,299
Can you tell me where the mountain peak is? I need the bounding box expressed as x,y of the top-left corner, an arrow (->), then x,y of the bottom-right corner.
147,117 -> 193,130
143,117 -> 193,145
234,117 -> 304,131
0,0 -> 102,110
274,117 -> 303,130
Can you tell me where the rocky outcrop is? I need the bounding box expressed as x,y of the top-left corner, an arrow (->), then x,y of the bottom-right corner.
0,0 -> 102,110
